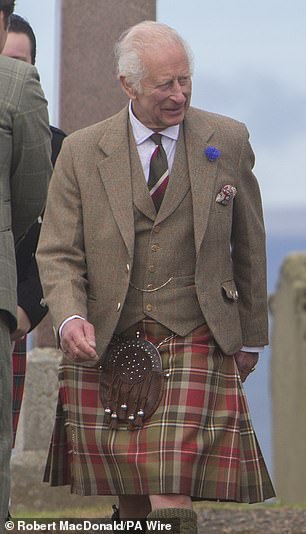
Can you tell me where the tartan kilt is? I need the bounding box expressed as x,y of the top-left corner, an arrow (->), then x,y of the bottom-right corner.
12,336 -> 27,446
44,320 -> 275,503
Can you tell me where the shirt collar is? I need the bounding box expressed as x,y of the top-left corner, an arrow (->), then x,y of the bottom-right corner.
129,101 -> 180,146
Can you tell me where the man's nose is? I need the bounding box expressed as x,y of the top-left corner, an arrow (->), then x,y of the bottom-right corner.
170,81 -> 186,102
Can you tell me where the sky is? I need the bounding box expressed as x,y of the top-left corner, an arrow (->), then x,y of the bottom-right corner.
12,0 -> 306,213
158,1 -> 306,214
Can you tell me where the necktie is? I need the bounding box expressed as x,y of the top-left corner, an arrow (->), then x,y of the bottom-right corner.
148,133 -> 169,211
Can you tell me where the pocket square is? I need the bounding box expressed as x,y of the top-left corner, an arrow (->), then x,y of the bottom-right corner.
216,184 -> 237,205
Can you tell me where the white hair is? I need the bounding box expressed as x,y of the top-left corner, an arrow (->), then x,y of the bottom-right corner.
114,20 -> 194,93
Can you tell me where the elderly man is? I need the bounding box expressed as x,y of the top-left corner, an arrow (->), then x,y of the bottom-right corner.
37,21 -> 274,533
0,0 -> 51,528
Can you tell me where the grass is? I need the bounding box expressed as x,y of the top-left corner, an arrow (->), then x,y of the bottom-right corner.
12,504 -> 112,519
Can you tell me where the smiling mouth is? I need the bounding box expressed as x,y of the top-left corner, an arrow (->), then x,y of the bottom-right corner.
164,107 -> 184,113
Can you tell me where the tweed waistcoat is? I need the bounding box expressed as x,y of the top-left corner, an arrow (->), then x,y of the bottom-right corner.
116,127 -> 204,336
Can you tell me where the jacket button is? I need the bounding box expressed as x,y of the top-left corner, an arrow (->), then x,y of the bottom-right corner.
151,244 -> 158,252
148,265 -> 155,272
146,304 -> 153,312
153,226 -> 161,233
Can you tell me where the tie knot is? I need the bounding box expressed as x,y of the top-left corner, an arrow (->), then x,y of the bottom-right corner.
150,133 -> 163,146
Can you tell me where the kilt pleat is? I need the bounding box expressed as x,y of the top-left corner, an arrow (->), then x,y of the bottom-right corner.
12,336 -> 27,446
44,320 -> 275,503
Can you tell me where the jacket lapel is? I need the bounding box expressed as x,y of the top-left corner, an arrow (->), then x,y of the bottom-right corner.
96,107 -> 134,258
155,127 -> 190,224
184,109 -> 218,255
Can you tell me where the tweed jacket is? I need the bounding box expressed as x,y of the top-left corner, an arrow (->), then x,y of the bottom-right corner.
37,105 -> 268,356
16,126 -> 66,330
0,56 -> 52,331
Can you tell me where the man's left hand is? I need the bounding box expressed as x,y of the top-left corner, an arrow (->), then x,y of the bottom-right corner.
234,351 -> 259,382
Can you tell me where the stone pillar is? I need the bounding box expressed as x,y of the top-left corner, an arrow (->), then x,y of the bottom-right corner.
270,253 -> 306,503
30,313 -> 55,348
59,0 -> 156,134
14,348 -> 61,452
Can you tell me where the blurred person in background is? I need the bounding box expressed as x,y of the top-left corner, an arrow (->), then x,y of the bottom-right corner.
2,13 -> 66,449
0,0 -> 52,528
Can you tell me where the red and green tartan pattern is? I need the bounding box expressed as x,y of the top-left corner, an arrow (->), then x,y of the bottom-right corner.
12,336 -> 27,446
44,321 -> 275,503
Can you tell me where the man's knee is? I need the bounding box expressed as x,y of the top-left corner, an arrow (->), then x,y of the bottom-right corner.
149,494 -> 192,510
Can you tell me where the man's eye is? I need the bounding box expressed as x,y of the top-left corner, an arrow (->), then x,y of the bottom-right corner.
160,81 -> 171,89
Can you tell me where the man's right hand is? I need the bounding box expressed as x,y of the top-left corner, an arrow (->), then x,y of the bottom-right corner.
60,318 -> 98,363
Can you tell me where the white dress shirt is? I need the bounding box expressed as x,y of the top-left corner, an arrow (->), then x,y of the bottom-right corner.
128,101 -> 179,182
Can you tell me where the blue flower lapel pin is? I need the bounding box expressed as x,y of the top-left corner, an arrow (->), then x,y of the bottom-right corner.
205,145 -> 220,162
216,184 -> 237,205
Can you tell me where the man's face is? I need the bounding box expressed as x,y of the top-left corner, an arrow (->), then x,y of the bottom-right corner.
122,43 -> 192,131
2,31 -> 32,63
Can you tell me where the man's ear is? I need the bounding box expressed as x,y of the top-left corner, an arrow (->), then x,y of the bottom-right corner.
120,76 -> 137,100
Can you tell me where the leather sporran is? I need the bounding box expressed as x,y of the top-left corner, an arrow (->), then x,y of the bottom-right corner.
99,336 -> 164,430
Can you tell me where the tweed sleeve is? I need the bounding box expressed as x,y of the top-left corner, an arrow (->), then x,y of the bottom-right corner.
10,63 -> 52,244
36,138 -> 89,341
231,127 -> 269,347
